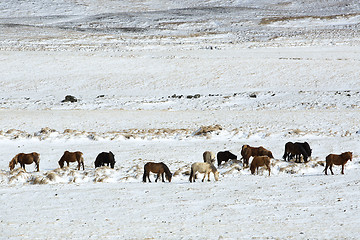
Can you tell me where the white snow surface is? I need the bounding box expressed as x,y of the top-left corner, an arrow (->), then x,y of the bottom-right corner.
1,0 -> 360,239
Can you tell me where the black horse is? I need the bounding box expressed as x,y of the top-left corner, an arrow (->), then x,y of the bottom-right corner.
295,142 -> 312,158
283,142 -> 309,163
94,151 -> 116,168
217,151 -> 237,166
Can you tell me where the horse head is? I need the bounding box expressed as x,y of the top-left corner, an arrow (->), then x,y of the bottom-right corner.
166,173 -> 172,182
344,152 -> 353,161
9,154 -> 19,170
227,151 -> 237,160
58,159 -> 64,168
109,152 -> 116,168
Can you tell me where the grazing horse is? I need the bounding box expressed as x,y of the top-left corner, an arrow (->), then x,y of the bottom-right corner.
94,151 -> 116,168
283,142 -> 308,163
9,152 -> 40,172
241,145 -> 274,167
143,162 -> 172,183
324,152 -> 352,175
189,162 -> 219,182
295,142 -> 312,158
250,156 -> 271,176
203,151 -> 216,164
58,151 -> 84,170
217,151 -> 237,166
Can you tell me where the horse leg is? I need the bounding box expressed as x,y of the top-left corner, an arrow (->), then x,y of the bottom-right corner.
155,173 -> 160,182
207,171 -> 211,182
324,164 -> 328,175
329,164 -> 334,175
77,161 -> 80,170
341,164 -> 345,174
243,158 -> 248,167
142,172 -> 147,182
162,172 -> 165,182
202,172 -> 206,182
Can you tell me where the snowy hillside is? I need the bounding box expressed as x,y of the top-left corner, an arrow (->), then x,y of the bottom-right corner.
1,0 -> 360,239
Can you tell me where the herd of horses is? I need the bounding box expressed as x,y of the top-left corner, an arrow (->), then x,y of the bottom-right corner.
7,141 -> 353,183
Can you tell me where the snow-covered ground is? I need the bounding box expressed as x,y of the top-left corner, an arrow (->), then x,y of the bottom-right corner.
1,0 -> 360,239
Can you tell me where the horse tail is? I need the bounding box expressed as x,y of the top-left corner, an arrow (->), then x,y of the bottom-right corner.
81,156 -> 85,170
189,168 -> 193,182
282,144 -> 288,161
143,165 -> 147,182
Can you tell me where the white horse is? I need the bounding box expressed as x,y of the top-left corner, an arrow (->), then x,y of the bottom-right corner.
189,162 -> 219,182
203,151 -> 216,164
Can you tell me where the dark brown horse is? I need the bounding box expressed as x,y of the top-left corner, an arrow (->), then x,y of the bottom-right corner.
9,152 -> 40,172
217,151 -> 237,166
241,145 -> 274,167
324,152 -> 352,175
143,162 -> 172,183
58,151 -> 84,170
282,142 -> 308,163
250,156 -> 271,176
94,151 -> 115,168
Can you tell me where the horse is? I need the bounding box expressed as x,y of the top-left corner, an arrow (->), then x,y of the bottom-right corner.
295,142 -> 312,157
324,152 -> 352,175
189,162 -> 219,182
250,156 -> 271,176
143,162 -> 172,183
9,152 -> 40,172
58,151 -> 85,170
217,151 -> 237,166
94,151 -> 115,168
203,151 -> 216,164
282,142 -> 308,163
241,145 -> 274,167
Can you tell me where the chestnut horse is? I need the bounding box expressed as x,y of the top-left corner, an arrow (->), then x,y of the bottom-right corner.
241,145 -> 273,167
143,162 -> 172,183
250,156 -> 271,176
9,152 -> 40,172
324,152 -> 352,175
58,151 -> 84,170
189,162 -> 219,182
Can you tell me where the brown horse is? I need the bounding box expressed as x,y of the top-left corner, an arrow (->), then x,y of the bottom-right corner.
283,142 -> 309,163
250,156 -> 271,176
9,152 -> 40,172
143,162 -> 172,183
241,145 -> 274,167
324,152 -> 352,175
58,151 -> 85,170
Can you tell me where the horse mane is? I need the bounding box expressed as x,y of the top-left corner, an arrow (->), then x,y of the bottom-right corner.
161,162 -> 172,176
342,152 -> 352,160
9,157 -> 16,169
9,154 -> 20,169
210,163 -> 218,173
